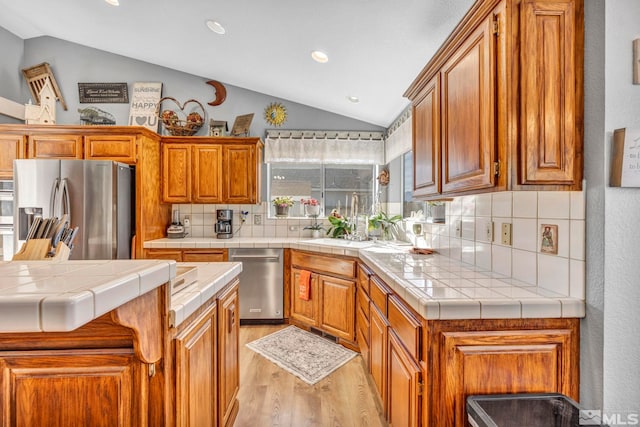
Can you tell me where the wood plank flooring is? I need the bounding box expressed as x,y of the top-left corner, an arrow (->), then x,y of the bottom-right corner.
234,325 -> 387,427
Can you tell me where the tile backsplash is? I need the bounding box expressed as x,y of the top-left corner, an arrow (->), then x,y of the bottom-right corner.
172,190 -> 585,299
408,191 -> 585,299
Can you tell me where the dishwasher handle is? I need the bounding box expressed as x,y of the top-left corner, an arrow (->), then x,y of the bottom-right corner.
230,254 -> 281,261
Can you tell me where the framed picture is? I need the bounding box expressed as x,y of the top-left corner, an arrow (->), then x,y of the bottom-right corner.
540,224 -> 558,254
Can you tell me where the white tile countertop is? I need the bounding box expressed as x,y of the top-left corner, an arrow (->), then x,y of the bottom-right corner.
0,259 -> 176,333
145,237 -> 585,320
169,262 -> 242,328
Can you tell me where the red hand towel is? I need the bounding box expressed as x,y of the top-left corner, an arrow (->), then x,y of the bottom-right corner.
298,269 -> 311,301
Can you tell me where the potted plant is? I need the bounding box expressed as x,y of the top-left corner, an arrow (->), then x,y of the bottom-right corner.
303,221 -> 325,238
427,201 -> 446,223
368,211 -> 402,240
326,209 -> 352,238
300,197 -> 320,217
272,196 -> 294,217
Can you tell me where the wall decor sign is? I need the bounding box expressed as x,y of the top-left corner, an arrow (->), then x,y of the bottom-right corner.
610,128 -> 640,187
78,83 -> 129,103
540,224 -> 558,255
128,82 -> 162,131
231,113 -> 254,136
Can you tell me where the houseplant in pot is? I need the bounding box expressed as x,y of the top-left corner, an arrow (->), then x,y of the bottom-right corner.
326,209 -> 352,238
272,196 -> 294,217
368,211 -> 402,240
301,197 -> 321,217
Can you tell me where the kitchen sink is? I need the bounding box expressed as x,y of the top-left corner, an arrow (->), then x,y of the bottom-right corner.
300,238 -> 376,249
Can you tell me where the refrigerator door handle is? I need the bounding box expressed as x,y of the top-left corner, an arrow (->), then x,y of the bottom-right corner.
50,178 -> 60,216
60,178 -> 71,223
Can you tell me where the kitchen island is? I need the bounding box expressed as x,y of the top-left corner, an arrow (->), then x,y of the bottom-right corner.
0,259 -> 242,427
145,237 -> 584,426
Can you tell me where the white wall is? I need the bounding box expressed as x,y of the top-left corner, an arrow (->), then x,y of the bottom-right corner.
602,0 -> 640,416
0,26 -> 27,124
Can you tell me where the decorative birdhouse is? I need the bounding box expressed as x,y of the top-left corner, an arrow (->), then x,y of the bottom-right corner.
209,119 -> 228,137
24,78 -> 56,125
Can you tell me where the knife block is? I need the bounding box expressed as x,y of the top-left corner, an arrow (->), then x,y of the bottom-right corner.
12,239 -> 71,261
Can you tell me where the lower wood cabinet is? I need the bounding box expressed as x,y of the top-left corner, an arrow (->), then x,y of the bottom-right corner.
0,349 -> 143,426
144,248 -> 227,262
175,303 -> 218,427
289,251 -> 357,343
369,302 -> 389,415
217,281 -> 240,427
388,330 -> 422,427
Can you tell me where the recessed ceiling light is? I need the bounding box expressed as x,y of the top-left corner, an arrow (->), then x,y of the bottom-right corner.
347,96 -> 360,103
104,0 -> 119,5
206,20 -> 226,35
311,50 -> 329,63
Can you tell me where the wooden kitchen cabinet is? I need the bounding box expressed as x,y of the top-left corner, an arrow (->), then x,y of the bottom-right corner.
175,302 -> 218,427
143,248 -> 227,262
369,302 -> 389,416
217,281 -> 239,427
84,134 -> 137,164
405,0 -> 583,197
0,134 -> 26,179
28,133 -> 84,159
161,137 -> 263,205
0,349 -> 143,426
412,75 -> 440,198
289,250 -> 357,345
440,11 -> 498,194
388,330 -> 422,427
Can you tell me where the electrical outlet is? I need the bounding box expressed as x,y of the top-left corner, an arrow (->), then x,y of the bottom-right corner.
254,214 -> 262,225
501,223 -> 512,245
485,221 -> 493,242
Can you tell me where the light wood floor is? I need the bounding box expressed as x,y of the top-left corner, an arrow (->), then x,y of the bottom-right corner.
234,324 -> 387,427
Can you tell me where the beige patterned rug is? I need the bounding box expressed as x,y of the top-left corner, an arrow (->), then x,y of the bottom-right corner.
246,326 -> 357,385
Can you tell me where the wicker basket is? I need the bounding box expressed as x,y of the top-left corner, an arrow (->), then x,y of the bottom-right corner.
156,97 -> 206,136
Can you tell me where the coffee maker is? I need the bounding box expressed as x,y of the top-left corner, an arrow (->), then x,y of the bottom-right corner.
215,209 -> 233,239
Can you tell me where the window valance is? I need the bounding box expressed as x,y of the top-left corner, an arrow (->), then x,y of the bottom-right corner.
265,130 -> 385,165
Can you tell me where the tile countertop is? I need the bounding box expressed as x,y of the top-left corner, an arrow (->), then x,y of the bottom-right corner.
169,262 -> 242,328
0,259 -> 176,333
145,237 -> 586,320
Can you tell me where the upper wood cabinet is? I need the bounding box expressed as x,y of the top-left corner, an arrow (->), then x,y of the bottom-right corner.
28,134 -> 84,159
405,0 -> 583,197
84,134 -> 137,164
161,137 -> 263,204
0,134 -> 26,179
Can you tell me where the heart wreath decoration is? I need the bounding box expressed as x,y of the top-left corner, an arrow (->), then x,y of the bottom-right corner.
155,97 -> 206,136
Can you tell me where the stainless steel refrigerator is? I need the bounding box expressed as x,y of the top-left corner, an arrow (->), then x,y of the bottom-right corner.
13,159 -> 134,260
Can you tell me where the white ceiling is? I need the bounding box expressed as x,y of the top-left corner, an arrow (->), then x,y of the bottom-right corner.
0,0 -> 474,128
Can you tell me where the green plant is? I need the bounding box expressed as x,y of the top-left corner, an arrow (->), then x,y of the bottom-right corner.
368,211 -> 402,239
326,215 -> 352,238
272,196 -> 294,207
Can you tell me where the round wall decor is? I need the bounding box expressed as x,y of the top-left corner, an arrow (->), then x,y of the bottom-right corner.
264,102 -> 287,126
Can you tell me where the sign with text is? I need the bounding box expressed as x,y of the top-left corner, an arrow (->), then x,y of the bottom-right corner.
128,82 -> 162,132
610,128 -> 640,187
78,82 -> 129,103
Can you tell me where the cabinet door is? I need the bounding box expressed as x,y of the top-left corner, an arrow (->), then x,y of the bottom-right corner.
175,303 -> 218,427
519,0 -> 581,186
218,282 -> 240,427
182,250 -> 225,262
439,328 -> 576,426
0,134 -> 26,179
413,75 -> 441,198
369,303 -> 389,416
193,145 -> 223,203
222,145 -> 255,204
162,143 -> 192,203
28,134 -> 84,159
440,14 -> 497,194
290,268 -> 320,326
319,274 -> 356,341
85,135 -> 137,164
356,291 -> 371,370
143,249 -> 183,261
0,349 -> 142,426
388,330 -> 422,427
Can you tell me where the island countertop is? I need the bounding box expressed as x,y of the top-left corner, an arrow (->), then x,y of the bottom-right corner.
145,237 -> 585,320
0,259 -> 176,333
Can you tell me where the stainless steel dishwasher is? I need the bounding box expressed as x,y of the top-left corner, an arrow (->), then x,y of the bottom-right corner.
229,248 -> 284,324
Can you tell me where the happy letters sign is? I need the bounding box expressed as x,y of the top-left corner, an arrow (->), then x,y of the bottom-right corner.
128,82 -> 163,131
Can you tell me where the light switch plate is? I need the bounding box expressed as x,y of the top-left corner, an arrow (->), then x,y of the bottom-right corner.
501,223 -> 512,245
254,214 -> 262,225
486,221 -> 494,242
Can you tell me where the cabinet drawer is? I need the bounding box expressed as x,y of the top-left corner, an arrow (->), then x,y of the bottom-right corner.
357,287 -> 370,320
291,250 -> 356,279
388,295 -> 422,360
144,249 -> 183,261
370,276 -> 390,316
182,250 -> 225,262
357,264 -> 371,296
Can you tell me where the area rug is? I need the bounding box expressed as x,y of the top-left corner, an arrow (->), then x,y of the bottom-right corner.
246,326 -> 357,385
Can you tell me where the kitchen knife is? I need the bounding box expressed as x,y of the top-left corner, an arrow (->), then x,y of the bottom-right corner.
50,221 -> 66,248
26,216 -> 42,241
